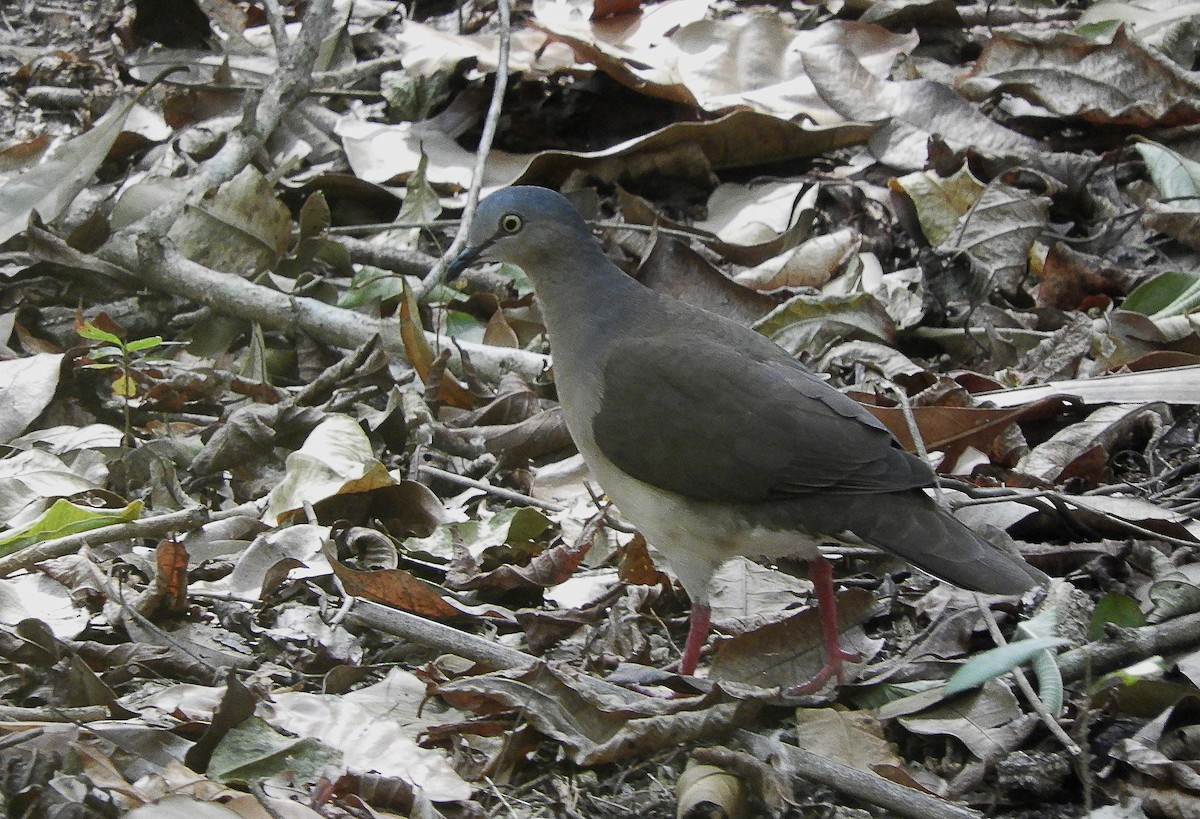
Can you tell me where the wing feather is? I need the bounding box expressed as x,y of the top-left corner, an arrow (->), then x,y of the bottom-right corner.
591,334 -> 933,503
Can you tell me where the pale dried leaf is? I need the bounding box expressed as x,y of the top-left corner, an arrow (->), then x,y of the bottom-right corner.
0,97 -> 137,244
263,415 -> 397,525
0,353 -> 64,443
898,680 -> 1030,759
734,228 -> 860,291
960,27 -> 1200,127
1017,403 -> 1171,482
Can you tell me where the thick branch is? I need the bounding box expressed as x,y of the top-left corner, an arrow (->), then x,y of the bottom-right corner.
108,239 -> 548,382
1058,612 -> 1200,682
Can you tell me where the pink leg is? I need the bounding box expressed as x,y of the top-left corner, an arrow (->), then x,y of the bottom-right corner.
791,556 -> 859,694
679,603 -> 711,675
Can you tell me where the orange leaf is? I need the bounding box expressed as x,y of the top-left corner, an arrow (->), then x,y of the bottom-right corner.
398,279 -> 475,408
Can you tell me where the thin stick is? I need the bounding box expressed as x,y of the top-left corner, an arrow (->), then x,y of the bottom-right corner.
972,592 -> 1082,757
890,384 -> 1077,754
417,0 -> 513,298
419,464 -> 565,512
891,384 -> 944,505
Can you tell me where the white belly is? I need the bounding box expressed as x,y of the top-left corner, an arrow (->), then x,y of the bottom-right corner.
577,433 -> 822,604
554,366 -> 823,603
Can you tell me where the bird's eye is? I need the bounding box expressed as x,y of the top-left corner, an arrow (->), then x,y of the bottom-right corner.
499,214 -> 523,233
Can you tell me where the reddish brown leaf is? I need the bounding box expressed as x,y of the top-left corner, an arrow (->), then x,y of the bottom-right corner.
1036,242 -> 1140,310
154,539 -> 189,616
325,545 -> 464,620
854,394 -> 1075,473
591,0 -> 641,20
619,533 -> 665,587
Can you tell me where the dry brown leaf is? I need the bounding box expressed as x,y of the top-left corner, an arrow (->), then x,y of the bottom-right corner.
676,761 -> 747,819
960,26 -> 1200,127
853,393 -> 1073,473
1017,402 -> 1172,483
438,663 -> 753,764
325,544 -> 465,621
710,588 -> 881,692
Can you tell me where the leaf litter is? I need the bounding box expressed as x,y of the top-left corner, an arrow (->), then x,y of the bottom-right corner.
3,1 -> 1200,817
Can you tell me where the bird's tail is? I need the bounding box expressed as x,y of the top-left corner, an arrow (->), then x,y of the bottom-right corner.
807,490 -> 1045,594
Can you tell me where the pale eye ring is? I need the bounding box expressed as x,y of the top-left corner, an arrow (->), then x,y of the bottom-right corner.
499,214 -> 523,233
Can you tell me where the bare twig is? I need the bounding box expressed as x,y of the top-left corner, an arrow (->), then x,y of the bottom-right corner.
96,0 -> 334,264
419,464 -> 565,512
345,597 -> 536,670
335,234 -> 439,277
194,0 -> 334,191
1057,611 -> 1200,681
972,592 -> 1082,757
890,384 -> 944,505
946,483 -> 1199,548
314,55 -> 408,88
0,706 -> 109,722
417,0 -> 513,299
260,0 -> 290,54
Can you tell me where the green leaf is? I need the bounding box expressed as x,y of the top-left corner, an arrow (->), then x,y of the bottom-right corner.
1089,592 -> 1147,641
77,322 -> 123,345
1014,606 -> 1066,715
1122,271 -> 1200,319
339,266 -> 405,308
1073,19 -> 1121,39
124,335 -> 163,353
1135,139 -> 1200,210
1030,643 -> 1065,717
111,373 -> 137,398
498,262 -> 535,299
506,506 -> 553,545
208,716 -> 342,784
0,499 -> 143,557
944,637 -> 1069,696
443,309 -> 486,344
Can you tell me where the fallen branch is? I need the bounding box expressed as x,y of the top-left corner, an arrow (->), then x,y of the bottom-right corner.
108,239 -> 549,382
1058,611 -> 1200,681
0,705 -> 109,723
0,502 -> 260,578
737,730 -> 983,819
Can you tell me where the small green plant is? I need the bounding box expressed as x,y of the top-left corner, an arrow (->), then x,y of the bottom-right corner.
77,319 -> 164,445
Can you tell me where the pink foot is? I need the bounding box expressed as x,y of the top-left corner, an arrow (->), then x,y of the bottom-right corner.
679,603 -> 711,675
788,556 -> 860,693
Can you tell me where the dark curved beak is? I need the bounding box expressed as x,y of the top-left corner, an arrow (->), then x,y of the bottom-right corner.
445,238 -> 493,281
